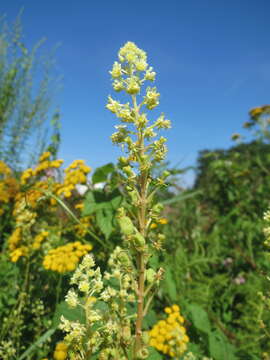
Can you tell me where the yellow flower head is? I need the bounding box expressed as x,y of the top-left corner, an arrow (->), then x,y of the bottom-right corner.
53,342 -> 68,360
149,305 -> 189,358
43,242 -> 92,273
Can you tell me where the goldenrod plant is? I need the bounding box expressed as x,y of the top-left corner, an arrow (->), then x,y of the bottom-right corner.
59,42 -> 174,359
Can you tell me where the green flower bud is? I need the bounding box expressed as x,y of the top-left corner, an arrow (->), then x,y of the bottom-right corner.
137,347 -> 149,359
118,215 -> 136,236
157,233 -> 166,242
129,189 -> 139,204
132,232 -> 145,248
162,170 -> 170,178
121,325 -> 132,342
142,331 -> 150,345
117,251 -> 130,266
146,268 -> 156,283
152,203 -> 164,214
118,156 -> 129,167
122,165 -> 135,177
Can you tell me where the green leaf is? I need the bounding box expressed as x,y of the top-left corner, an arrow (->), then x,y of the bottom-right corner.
111,195 -> 122,209
52,301 -> 85,327
96,208 -> 113,239
82,191 -> 97,216
148,254 -> 159,270
143,309 -> 158,329
161,190 -> 201,205
18,328 -> 56,360
187,303 -> 211,334
208,330 -> 237,360
163,267 -> 177,302
92,163 -> 115,184
147,347 -> 163,359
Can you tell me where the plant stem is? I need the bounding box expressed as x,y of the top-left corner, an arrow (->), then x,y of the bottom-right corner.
133,94 -> 148,357
134,252 -> 145,356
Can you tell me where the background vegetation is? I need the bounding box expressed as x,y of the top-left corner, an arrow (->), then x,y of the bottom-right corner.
0,13 -> 269,360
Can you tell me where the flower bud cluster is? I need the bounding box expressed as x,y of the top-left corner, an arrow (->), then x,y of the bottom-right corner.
106,41 -> 171,173
264,210 -> 270,248
117,207 -> 146,250
60,248 -> 137,358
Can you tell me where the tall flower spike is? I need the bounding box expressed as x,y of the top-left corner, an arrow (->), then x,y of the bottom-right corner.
107,42 -> 171,358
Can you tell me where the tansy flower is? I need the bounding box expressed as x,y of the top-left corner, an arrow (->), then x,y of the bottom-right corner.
53,342 -> 68,360
149,305 -> 189,358
43,242 -> 92,273
150,218 -> 168,229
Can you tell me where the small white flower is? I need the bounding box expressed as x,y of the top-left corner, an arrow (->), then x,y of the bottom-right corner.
78,280 -> 90,293
76,184 -> 88,195
66,289 -> 79,307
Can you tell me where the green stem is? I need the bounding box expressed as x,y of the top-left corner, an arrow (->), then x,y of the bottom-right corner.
55,274 -> 62,305
132,94 -> 148,358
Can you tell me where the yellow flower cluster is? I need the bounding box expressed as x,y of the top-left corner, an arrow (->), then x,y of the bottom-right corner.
0,160 -> 11,176
53,342 -> 68,360
149,305 -> 189,358
20,151 -> 63,185
150,217 -> 168,229
8,224 -> 37,263
74,216 -> 91,237
55,160 -> 91,198
8,227 -> 22,251
249,105 -> 270,119
10,246 -> 28,262
43,241 -> 92,273
0,161 -> 19,215
33,230 -> 49,250
15,181 -> 49,209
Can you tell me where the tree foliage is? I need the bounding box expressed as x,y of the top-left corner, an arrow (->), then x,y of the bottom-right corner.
0,11 -> 61,170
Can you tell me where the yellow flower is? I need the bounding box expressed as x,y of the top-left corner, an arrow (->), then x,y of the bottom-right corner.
8,228 -> 22,251
149,304 -> 188,358
249,107 -> 263,117
0,161 -> 12,175
39,151 -> 51,162
150,218 -> 168,229
172,304 -> 180,312
43,242 -> 92,273
10,246 -> 28,262
158,218 -> 168,225
164,306 -> 172,314
53,342 -> 68,360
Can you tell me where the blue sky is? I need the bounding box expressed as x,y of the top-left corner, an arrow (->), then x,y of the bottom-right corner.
1,0 -> 270,185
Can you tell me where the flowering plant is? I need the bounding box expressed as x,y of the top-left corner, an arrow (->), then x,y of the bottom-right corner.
60,42 -> 173,359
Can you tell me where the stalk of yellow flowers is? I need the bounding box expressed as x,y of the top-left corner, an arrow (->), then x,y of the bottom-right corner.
107,41 -> 171,358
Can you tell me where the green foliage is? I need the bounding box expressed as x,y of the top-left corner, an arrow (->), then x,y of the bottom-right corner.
0,11 -> 61,170
159,139 -> 270,359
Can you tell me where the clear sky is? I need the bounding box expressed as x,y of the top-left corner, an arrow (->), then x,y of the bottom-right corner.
1,0 -> 270,185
